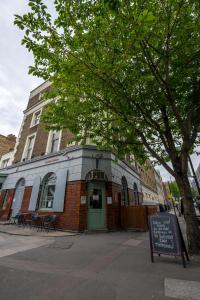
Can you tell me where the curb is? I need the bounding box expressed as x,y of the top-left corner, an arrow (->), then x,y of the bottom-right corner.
0,229 -> 79,238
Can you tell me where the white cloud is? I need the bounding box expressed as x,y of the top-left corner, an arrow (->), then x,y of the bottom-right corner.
0,1 -> 42,136
0,1 -> 200,179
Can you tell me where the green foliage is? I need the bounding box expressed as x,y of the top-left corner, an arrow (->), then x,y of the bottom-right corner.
14,0 -> 200,174
169,181 -> 180,198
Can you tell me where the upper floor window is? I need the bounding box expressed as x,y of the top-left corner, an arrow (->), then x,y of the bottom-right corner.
22,133 -> 36,161
1,158 -> 9,168
46,130 -> 61,154
30,109 -> 41,127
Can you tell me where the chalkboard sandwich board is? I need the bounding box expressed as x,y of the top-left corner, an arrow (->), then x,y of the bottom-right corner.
148,212 -> 189,268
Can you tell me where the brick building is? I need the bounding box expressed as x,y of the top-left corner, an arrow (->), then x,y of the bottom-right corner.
138,160 -> 164,205
0,81 -> 145,231
153,169 -> 165,205
162,182 -> 171,203
0,134 -> 16,160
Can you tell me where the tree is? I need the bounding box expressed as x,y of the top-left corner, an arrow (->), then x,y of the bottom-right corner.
169,181 -> 180,200
14,0 -> 200,253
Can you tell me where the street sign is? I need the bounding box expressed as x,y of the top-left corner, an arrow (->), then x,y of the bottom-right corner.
148,212 -> 189,267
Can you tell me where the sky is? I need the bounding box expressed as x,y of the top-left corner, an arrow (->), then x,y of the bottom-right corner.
0,1 -> 200,182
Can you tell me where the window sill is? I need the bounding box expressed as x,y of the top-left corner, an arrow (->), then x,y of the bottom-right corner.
30,123 -> 39,129
38,208 -> 53,212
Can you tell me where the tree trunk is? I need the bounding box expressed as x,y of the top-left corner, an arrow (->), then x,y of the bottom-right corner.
175,174 -> 200,254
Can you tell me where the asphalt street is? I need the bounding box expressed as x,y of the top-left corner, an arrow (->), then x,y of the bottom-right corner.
0,230 -> 200,300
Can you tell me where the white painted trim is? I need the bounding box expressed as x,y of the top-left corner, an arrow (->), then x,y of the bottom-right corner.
30,108 -> 42,128
45,131 -> 52,154
24,98 -> 53,116
30,81 -> 51,98
58,130 -> 62,151
21,132 -> 37,162
45,130 -> 62,155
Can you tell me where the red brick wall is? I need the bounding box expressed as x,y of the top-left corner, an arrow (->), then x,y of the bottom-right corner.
106,182 -> 122,230
0,190 -> 6,209
13,114 -> 49,163
56,181 -> 81,230
21,187 -> 32,213
0,189 -> 15,221
0,134 -> 16,159
0,180 -> 143,230
37,181 -> 85,231
17,181 -> 84,231
79,181 -> 87,231
60,130 -> 75,150
26,86 -> 51,110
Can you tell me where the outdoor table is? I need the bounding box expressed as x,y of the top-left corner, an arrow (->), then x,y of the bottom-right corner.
21,213 -> 33,227
36,215 -> 50,231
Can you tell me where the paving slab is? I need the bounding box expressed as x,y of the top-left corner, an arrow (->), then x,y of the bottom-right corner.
0,232 -> 54,258
165,278 -> 200,300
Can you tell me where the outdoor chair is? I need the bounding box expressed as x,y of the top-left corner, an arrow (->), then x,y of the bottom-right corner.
30,213 -> 39,229
10,213 -> 23,225
24,213 -> 36,228
42,215 -> 56,232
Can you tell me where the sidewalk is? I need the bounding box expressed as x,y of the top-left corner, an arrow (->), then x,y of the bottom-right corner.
0,229 -> 200,299
0,223 -> 77,237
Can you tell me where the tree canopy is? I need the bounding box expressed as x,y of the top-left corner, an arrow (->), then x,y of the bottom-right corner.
14,0 -> 200,252
14,0 -> 200,175
169,181 -> 180,199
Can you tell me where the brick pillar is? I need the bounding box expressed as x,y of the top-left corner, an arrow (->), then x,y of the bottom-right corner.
79,181 -> 87,231
0,189 -> 15,221
106,182 -> 122,230
20,186 -> 32,213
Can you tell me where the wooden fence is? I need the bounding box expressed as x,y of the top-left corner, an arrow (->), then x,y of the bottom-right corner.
121,205 -> 158,231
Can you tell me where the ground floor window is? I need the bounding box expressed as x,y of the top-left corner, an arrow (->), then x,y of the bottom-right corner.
122,176 -> 129,206
134,182 -> 139,205
39,173 -> 56,210
89,188 -> 102,209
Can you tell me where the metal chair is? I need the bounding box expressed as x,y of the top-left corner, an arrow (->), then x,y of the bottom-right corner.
24,213 -> 35,228
31,213 -> 39,229
42,215 -> 56,232
10,213 -> 22,225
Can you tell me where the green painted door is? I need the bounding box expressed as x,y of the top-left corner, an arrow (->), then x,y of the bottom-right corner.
87,181 -> 106,230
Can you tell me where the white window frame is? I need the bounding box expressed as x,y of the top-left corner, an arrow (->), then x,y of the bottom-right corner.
1,158 -> 10,168
30,109 -> 42,128
45,130 -> 62,154
21,132 -> 37,161
38,173 -> 56,211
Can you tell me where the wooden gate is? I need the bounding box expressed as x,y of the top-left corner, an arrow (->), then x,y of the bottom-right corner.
121,205 -> 157,231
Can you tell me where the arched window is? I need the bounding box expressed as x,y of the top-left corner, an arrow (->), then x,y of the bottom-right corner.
38,173 -> 56,210
134,182 -> 139,205
121,176 -> 129,206
16,178 -> 25,188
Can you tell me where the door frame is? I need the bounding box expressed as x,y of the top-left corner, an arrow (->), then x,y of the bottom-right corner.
87,181 -> 106,230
